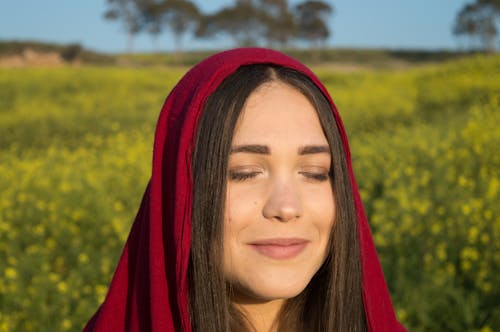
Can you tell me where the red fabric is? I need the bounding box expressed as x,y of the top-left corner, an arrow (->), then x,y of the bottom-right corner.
83,48 -> 406,332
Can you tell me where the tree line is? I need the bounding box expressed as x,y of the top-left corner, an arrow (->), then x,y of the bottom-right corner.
105,0 -> 499,53
104,0 -> 332,52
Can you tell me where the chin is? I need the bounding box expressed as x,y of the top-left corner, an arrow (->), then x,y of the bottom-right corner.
255,287 -> 305,302
233,272 -> 313,303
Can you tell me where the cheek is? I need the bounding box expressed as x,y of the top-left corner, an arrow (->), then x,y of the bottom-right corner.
223,186 -> 261,260
306,183 -> 335,222
223,190 -> 262,289
307,184 -> 336,257
225,185 -> 263,229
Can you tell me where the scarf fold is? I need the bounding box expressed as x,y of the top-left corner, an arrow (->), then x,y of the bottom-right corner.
83,48 -> 406,332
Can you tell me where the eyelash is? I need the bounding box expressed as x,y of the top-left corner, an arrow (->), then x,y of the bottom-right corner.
300,172 -> 330,182
229,171 -> 261,182
228,171 -> 330,182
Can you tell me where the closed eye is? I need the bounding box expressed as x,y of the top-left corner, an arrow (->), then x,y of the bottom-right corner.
228,171 -> 261,182
299,171 -> 330,182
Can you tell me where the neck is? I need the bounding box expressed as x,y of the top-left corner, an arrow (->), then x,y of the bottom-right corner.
234,298 -> 285,332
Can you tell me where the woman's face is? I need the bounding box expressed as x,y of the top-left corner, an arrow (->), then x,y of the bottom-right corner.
223,81 -> 335,303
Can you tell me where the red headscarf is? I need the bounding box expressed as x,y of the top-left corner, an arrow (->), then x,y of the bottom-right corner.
83,48 -> 406,332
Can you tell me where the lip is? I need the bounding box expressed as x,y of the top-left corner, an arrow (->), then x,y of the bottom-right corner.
248,238 -> 309,259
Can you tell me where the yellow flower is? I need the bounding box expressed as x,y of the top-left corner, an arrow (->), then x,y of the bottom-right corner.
458,176 -> 467,187
462,260 -> 472,271
61,319 -> 72,330
461,247 -> 479,261
5,267 -> 17,279
396,308 -> 407,321
46,238 -> 56,250
404,166 -> 414,176
114,201 -> 124,212
480,282 -> 492,293
72,209 -> 84,221
445,263 -> 455,277
96,284 -> 109,303
35,200 -> 46,210
431,222 -> 441,234
33,224 -> 44,236
0,321 -> 10,332
59,181 -> 72,193
461,204 -> 471,215
436,244 -> 447,261
49,272 -> 59,282
78,253 -> 89,264
468,226 -> 478,243
486,177 -> 498,199
57,281 -> 68,293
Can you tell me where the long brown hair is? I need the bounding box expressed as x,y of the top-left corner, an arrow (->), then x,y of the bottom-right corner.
190,64 -> 366,331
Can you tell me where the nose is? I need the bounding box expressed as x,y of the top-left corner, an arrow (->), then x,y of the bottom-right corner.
262,180 -> 302,222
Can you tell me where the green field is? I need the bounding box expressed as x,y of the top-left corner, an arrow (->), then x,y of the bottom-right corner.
1,55 -> 499,331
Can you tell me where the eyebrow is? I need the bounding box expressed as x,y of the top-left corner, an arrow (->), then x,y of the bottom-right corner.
298,145 -> 330,155
230,144 -> 270,154
230,144 -> 330,155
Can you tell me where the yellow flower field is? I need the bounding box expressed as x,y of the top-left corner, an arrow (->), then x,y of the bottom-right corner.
0,55 -> 498,331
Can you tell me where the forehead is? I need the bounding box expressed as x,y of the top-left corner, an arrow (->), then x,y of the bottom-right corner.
231,81 -> 328,145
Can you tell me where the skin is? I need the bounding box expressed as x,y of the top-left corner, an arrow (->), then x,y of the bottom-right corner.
223,81 -> 335,331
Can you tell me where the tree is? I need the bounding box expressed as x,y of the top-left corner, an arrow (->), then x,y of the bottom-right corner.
454,0 -> 500,52
139,0 -> 163,52
196,0 -> 299,47
143,0 -> 200,52
294,1 -> 333,48
258,0 -> 296,47
104,0 -> 145,53
196,1 -> 266,46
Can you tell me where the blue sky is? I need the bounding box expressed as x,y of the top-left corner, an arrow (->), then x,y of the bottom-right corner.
1,0 -> 470,53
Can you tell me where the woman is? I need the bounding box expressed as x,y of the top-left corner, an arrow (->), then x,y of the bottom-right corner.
83,48 -> 406,331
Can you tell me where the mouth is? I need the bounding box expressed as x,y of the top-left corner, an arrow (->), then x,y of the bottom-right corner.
247,238 -> 309,259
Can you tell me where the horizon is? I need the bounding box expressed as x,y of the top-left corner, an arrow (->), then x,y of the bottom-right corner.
0,38 -> 475,56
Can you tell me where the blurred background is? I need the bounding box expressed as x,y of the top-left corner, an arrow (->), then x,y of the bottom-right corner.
0,1 -> 499,331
